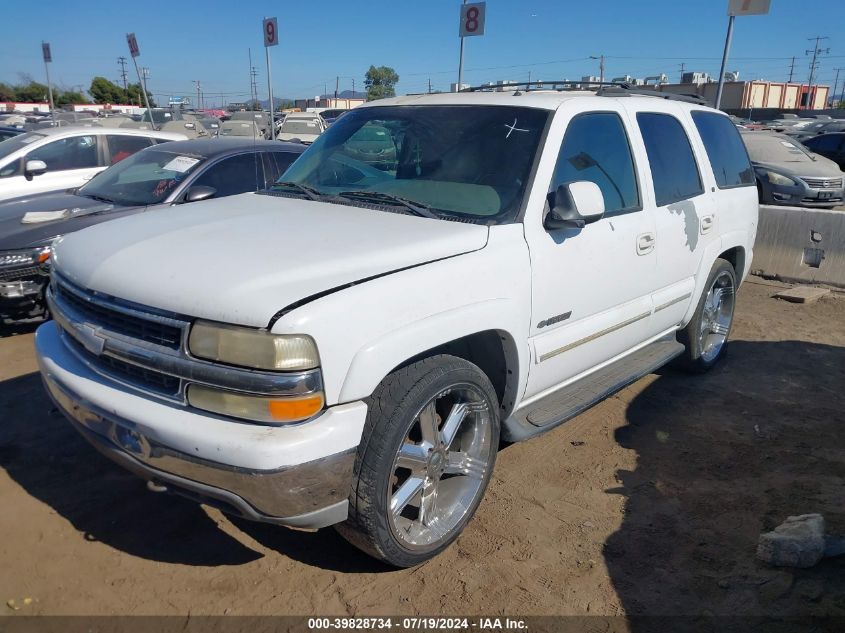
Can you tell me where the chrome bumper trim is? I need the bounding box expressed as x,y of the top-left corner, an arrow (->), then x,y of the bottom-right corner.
47,282 -> 323,403
42,368 -> 353,525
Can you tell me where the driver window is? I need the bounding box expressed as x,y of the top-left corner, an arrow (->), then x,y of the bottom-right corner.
192,153 -> 265,198
550,112 -> 640,214
27,135 -> 99,172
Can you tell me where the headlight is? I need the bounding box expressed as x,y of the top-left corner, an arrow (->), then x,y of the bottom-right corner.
0,246 -> 52,269
188,320 -> 320,371
187,385 -> 324,424
766,171 -> 796,186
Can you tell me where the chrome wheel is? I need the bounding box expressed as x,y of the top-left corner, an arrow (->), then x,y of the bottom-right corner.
387,384 -> 493,550
698,270 -> 735,363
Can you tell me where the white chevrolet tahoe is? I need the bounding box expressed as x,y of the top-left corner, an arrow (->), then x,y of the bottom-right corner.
35,86 -> 758,567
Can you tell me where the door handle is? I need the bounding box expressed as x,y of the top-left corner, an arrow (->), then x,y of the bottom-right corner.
637,232 -> 655,255
700,214 -> 714,234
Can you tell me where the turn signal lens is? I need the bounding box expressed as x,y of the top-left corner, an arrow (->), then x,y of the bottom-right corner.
187,384 -> 324,424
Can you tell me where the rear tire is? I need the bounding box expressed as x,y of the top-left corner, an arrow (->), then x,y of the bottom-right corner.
336,354 -> 500,567
677,258 -> 737,373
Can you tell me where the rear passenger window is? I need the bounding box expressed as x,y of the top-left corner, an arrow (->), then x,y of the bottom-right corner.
690,112 -> 754,188
551,112 -> 639,213
106,135 -> 153,164
637,113 -> 703,207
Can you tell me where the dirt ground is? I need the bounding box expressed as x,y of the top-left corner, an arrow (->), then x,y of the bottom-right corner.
0,278 -> 843,623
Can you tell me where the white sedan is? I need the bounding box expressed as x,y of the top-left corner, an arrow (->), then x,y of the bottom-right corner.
0,127 -> 187,202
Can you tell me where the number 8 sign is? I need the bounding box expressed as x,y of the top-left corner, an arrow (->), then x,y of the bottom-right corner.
263,17 -> 279,47
459,2 -> 486,37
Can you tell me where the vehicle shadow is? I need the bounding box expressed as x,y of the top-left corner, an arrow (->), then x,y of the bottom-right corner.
0,321 -> 41,339
0,371 -> 393,573
0,371 -> 261,566
605,340 -> 845,630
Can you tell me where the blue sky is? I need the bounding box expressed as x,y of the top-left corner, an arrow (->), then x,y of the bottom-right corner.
1,0 -> 844,106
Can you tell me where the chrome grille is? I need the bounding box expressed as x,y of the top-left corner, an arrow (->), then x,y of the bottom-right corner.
802,177 -> 843,189
55,278 -> 184,350
64,333 -> 181,399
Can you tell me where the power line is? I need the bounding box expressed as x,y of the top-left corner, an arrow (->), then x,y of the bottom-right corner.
805,36 -> 830,109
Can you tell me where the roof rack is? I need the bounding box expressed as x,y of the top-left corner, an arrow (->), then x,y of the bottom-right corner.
459,80 -> 711,106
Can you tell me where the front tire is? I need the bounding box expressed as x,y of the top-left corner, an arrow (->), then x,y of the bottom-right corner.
677,258 -> 737,372
337,354 -> 500,567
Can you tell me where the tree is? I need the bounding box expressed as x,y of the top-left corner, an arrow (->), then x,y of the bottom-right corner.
89,77 -> 125,104
55,91 -> 87,106
126,82 -> 156,107
364,65 -> 399,101
0,82 -> 16,101
15,81 -> 50,103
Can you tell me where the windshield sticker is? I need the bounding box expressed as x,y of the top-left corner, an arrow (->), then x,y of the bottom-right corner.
162,156 -> 200,173
504,118 -> 530,138
780,141 -> 797,148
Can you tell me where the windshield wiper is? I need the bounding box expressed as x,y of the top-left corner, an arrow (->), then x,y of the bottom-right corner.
80,193 -> 116,204
337,190 -> 439,219
271,181 -> 325,201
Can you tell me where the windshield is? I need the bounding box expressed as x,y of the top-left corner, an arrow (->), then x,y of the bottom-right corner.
0,132 -> 46,161
743,134 -> 814,164
78,148 -> 206,206
280,119 -> 321,135
278,105 -> 550,223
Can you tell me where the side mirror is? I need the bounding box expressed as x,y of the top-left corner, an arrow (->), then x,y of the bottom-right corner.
25,159 -> 48,179
184,185 -> 216,203
544,181 -> 605,231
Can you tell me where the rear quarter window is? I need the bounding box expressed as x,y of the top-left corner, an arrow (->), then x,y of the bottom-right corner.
690,111 -> 754,188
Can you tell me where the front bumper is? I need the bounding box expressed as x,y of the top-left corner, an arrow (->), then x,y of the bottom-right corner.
0,271 -> 48,319
36,321 -> 368,529
761,179 -> 844,207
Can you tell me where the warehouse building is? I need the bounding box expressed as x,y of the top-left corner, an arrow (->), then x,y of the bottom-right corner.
655,80 -> 830,111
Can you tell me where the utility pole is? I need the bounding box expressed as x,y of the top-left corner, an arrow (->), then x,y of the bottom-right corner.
192,80 -> 201,109
335,76 -> 339,103
805,36 -> 830,110
788,56 -> 796,82
679,62 -> 686,83
590,55 -> 604,85
428,78 -> 432,94
141,67 -> 151,108
117,57 -> 128,91
832,68 -> 844,108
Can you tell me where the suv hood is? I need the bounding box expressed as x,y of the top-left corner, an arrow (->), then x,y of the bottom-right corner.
53,192 -> 489,327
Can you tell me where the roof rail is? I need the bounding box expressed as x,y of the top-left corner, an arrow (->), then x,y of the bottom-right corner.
458,80 -> 711,106
459,80 -> 627,93
596,85 -> 710,106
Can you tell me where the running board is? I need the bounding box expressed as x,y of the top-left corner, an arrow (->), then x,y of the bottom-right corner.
502,335 -> 685,442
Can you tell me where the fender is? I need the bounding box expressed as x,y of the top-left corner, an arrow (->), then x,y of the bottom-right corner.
338,298 -> 528,411
680,232 -> 748,327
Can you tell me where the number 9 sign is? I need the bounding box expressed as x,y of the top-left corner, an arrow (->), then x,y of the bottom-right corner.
459,2 -> 486,37
263,17 -> 279,47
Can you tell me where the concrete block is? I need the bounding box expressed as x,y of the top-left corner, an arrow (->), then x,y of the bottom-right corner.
774,286 -> 831,304
757,514 -> 826,568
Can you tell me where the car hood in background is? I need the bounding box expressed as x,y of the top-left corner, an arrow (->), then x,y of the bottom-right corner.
52,193 -> 490,328
752,157 -> 844,179
0,191 -> 143,250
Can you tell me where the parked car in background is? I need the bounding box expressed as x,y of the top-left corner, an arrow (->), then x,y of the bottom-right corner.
277,112 -> 325,144
319,108 -> 349,126
0,127 -> 187,202
741,130 -> 844,208
0,127 -> 25,142
802,133 -> 845,170
230,111 -> 272,138
219,120 -> 263,138
0,138 -> 305,323
787,120 -> 845,142
198,117 -> 222,136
